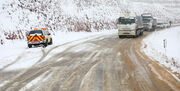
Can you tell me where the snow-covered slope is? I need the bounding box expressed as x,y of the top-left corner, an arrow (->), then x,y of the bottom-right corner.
142,27 -> 180,74
0,0 -> 179,45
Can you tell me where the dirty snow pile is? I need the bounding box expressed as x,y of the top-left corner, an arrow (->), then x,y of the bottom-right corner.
142,27 -> 180,73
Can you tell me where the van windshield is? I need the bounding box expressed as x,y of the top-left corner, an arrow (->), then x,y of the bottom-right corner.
118,18 -> 135,24
29,30 -> 43,35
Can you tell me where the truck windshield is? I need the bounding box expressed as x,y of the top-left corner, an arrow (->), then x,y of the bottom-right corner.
118,18 -> 135,24
157,23 -> 163,25
143,18 -> 151,23
29,30 -> 43,35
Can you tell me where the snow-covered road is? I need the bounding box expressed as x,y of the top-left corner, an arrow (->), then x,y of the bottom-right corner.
0,29 -> 180,91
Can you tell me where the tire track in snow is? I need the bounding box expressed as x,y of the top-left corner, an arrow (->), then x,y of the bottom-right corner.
0,35 -> 107,90
1,32 -> 180,91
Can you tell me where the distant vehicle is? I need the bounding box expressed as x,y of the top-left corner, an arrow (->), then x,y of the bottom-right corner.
141,13 -> 157,31
163,22 -> 170,28
117,13 -> 144,38
156,22 -> 164,29
27,28 -> 53,48
156,20 -> 170,29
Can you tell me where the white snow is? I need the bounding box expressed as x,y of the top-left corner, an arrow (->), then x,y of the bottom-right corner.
21,76 -> 42,90
0,40 -> 27,69
0,30 -> 117,71
40,30 -> 116,63
142,27 -> 180,73
19,71 -> 52,91
4,48 -> 43,71
0,29 -> 117,87
1,0 -> 180,45
149,64 -> 179,91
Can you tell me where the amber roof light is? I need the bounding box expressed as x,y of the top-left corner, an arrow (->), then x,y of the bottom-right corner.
42,28 -> 47,30
34,28 -> 39,30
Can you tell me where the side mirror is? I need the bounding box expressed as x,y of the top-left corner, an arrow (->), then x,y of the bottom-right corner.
26,32 -> 29,37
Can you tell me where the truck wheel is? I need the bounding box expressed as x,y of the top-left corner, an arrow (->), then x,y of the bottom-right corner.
28,44 -> 32,48
134,31 -> 138,38
133,35 -> 137,38
140,30 -> 143,36
138,31 -> 140,36
119,35 -> 123,38
150,27 -> 155,31
48,38 -> 53,45
153,27 -> 156,31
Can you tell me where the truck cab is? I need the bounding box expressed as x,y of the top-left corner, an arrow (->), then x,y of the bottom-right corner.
117,13 -> 143,38
141,13 -> 157,31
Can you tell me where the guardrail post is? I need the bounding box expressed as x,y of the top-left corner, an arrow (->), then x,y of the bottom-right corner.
163,39 -> 167,54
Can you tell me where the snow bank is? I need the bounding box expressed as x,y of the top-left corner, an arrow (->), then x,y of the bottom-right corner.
142,27 -> 180,73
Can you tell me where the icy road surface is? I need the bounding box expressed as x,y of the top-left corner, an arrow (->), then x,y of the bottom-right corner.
0,32 -> 180,91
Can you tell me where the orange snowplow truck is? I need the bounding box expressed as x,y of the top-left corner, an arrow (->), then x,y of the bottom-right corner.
27,28 -> 53,48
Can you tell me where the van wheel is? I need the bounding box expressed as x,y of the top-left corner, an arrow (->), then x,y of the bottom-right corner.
43,40 -> 48,47
49,38 -> 53,45
28,44 -> 32,48
43,43 -> 47,48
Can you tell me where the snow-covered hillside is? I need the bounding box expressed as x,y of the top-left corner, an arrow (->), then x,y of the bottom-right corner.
142,27 -> 180,74
0,0 -> 180,45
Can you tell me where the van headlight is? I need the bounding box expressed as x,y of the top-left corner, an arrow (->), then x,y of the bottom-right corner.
28,42 -> 32,44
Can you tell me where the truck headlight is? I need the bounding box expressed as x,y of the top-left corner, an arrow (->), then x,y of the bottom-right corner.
130,24 -> 136,30
149,23 -> 152,27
